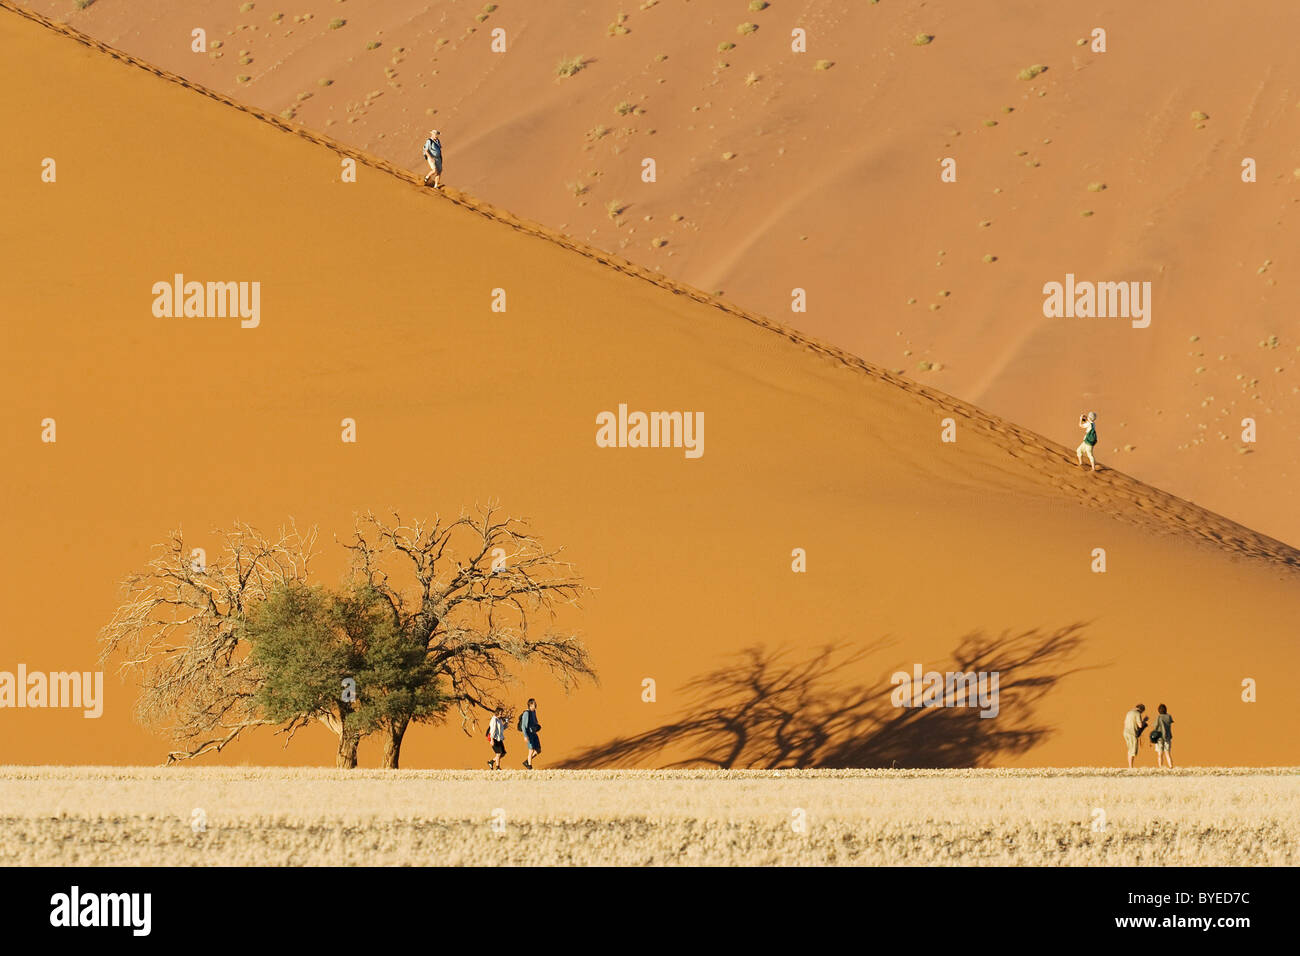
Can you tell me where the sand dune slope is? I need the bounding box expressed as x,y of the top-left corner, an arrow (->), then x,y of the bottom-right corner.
16,0 -> 1300,548
1,5 -> 1298,770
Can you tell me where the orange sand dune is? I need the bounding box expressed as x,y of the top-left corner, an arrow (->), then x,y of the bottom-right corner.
1,4 -> 1298,771
18,0 -> 1300,549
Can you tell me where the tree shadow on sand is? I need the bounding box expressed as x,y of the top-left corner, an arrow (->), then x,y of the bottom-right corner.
562,624 -> 1097,769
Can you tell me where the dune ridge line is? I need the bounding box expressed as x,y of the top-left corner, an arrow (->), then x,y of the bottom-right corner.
4,0 -> 1298,572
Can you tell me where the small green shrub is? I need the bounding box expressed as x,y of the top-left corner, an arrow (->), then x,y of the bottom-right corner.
556,55 -> 586,77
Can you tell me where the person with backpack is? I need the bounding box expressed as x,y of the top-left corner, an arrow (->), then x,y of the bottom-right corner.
1122,702 -> 1148,768
485,706 -> 507,770
1076,411 -> 1099,472
1151,703 -> 1174,768
422,129 -> 443,189
518,698 -> 542,770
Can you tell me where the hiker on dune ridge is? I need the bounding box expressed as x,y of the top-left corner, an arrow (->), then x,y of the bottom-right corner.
1076,411 -> 1099,472
422,129 -> 443,189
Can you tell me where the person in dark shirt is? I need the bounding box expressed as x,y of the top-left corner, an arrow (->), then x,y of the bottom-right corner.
521,698 -> 542,770
422,129 -> 443,189
1153,703 -> 1174,768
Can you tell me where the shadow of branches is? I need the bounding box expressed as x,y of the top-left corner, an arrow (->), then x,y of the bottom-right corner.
562,624 -> 1094,768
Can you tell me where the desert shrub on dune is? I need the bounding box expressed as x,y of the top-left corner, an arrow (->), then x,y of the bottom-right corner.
1018,64 -> 1047,80
555,55 -> 586,78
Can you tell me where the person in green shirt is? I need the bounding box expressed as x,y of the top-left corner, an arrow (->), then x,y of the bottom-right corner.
1152,703 -> 1174,768
1076,411 -> 1099,472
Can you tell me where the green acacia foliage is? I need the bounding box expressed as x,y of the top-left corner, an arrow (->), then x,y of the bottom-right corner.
245,582 -> 447,749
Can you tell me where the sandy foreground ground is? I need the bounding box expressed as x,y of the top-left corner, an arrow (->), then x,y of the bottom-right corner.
2,767 -> 1296,866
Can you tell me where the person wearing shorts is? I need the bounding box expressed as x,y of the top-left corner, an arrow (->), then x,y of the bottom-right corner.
1153,703 -> 1174,768
422,129 -> 443,189
1076,411 -> 1098,472
521,698 -> 542,770
486,706 -> 506,770
1122,703 -> 1147,768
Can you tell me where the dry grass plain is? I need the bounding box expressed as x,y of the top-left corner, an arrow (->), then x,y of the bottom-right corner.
1,767 -> 1295,866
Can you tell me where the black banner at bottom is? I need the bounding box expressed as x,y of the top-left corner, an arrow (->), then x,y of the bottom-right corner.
0,865 -> 1281,941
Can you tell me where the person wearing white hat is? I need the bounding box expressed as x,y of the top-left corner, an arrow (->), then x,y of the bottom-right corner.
1076,411 -> 1098,472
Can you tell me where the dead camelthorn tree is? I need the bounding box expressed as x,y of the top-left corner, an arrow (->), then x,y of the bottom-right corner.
341,504 -> 597,768
98,522 -> 319,764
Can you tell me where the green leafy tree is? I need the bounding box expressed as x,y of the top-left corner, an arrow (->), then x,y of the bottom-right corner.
244,582 -> 363,767
335,584 -> 447,768
343,504 -> 597,768
245,582 -> 450,768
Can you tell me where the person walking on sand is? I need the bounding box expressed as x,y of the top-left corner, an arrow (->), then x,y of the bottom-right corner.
485,706 -> 507,770
1076,411 -> 1099,472
1151,703 -> 1174,769
1123,702 -> 1148,768
518,698 -> 542,770
422,129 -> 443,189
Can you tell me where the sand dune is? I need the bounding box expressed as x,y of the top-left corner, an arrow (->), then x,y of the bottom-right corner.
16,0 -> 1300,549
1,3 -> 1298,771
